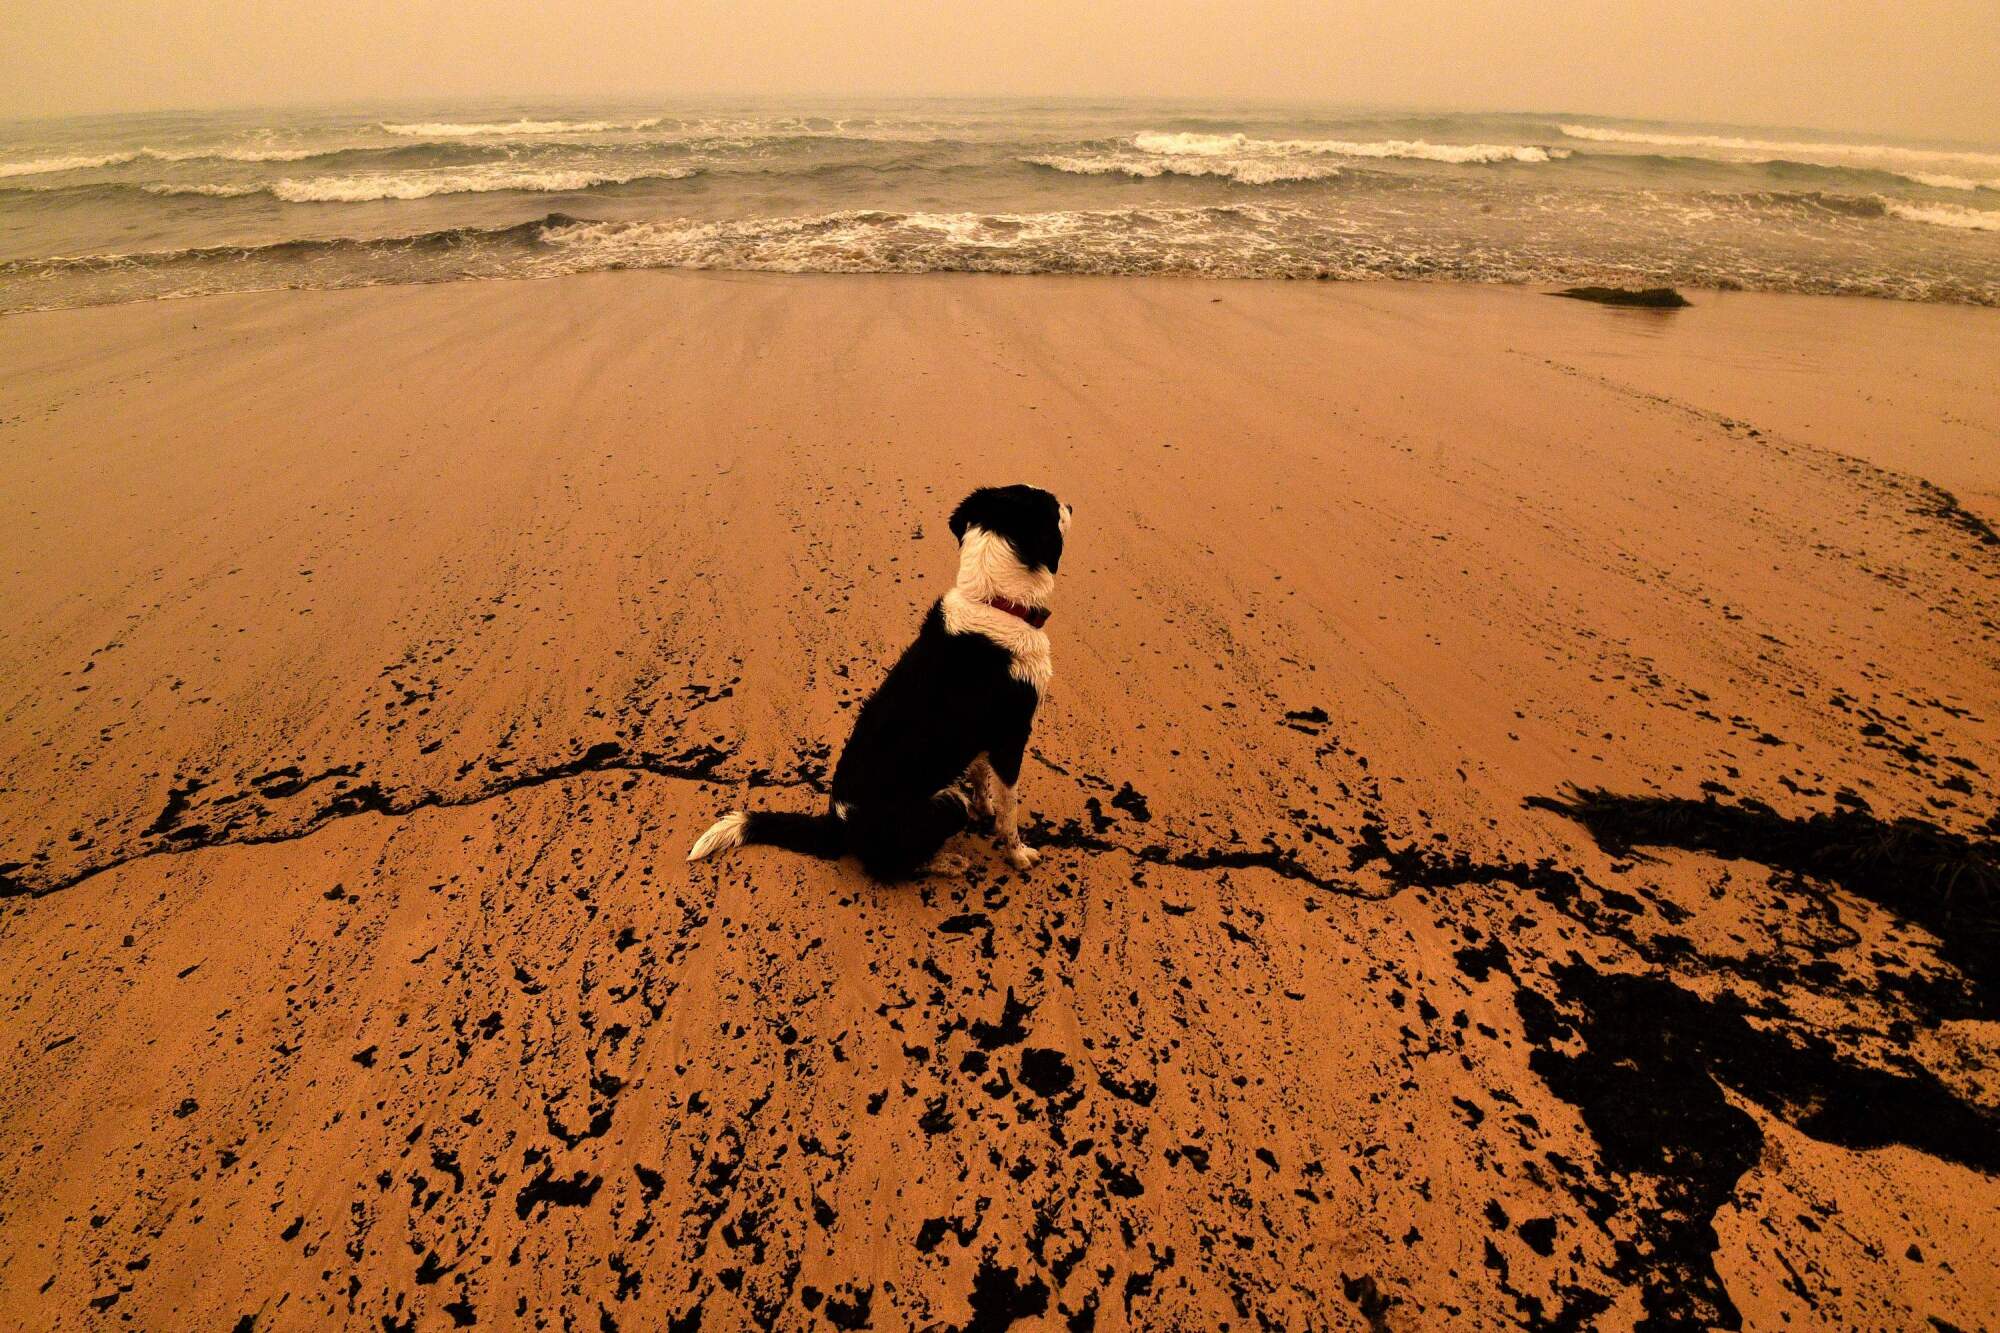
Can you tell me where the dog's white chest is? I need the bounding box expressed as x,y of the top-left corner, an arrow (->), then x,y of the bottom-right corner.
941,589 -> 1053,691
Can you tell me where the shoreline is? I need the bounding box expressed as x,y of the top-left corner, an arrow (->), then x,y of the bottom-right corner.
10,261 -> 2000,315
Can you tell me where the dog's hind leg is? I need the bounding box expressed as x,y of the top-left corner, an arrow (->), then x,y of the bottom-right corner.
964,755 -> 998,818
852,791 -> 972,883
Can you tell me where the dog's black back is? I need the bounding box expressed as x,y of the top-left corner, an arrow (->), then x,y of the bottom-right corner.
826,601 -> 1040,877
834,600 -> 1038,806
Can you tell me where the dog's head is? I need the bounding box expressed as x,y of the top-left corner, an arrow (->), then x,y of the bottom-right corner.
948,485 -> 1071,579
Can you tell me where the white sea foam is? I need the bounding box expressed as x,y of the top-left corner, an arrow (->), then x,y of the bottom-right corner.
1886,201 -> 2000,232
0,152 -> 138,178
1131,131 -> 1560,164
533,206 -> 1297,275
379,118 -> 661,137
265,165 -> 693,202
1132,132 -> 1260,157
1560,123 -> 2000,170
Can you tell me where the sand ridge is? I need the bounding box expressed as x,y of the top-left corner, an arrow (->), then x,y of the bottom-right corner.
0,273 -> 1995,1331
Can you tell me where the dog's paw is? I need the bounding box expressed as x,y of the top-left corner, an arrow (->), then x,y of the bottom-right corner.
928,852 -> 972,876
1006,844 -> 1041,871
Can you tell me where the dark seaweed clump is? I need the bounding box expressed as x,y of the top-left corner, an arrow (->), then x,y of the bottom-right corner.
1519,963 -> 2000,1332
1529,788 -> 1999,1011
1909,480 -> 2000,547
1552,286 -> 1691,308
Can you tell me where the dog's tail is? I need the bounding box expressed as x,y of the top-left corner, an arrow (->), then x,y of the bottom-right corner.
687,809 -> 847,863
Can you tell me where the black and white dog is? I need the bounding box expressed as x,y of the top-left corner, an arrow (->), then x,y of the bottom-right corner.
688,484 -> 1072,881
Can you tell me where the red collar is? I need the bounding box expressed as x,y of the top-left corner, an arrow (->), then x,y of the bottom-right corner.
984,595 -> 1051,629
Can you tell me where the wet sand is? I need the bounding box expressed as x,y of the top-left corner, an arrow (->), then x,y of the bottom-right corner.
1,272 -> 1996,1331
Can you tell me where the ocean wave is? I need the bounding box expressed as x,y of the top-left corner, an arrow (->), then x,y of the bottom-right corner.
269,165 -> 695,202
1723,189 -> 2000,229
1131,131 -> 1562,164
139,144 -> 322,164
0,144 -> 360,181
7,164 -> 702,204
143,182 -> 265,198
1560,123 -> 2000,170
1,214 -> 569,278
1756,160 -> 1999,193
1907,171 -> 2000,193
1730,190 -> 1892,219
1023,152 -> 1344,185
1578,148 -> 2000,195
0,152 -> 138,178
1025,131 -> 1561,184
379,117 -> 662,137
132,140 -> 555,174
1886,201 -> 2000,232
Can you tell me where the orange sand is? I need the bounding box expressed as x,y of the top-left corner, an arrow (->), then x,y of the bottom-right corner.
1,273 -> 1995,1331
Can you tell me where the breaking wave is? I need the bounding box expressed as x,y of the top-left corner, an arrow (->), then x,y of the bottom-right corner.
1025,132 -> 1561,186
1735,190 -> 1892,219
1,214 -> 566,278
1023,153 -> 1345,185
1722,190 -> 2000,229
143,182 -> 264,198
1131,131 -> 1562,164
1607,153 -> 2000,195
378,118 -> 663,137
141,165 -> 697,202
1560,123 -> 2000,170
140,144 -> 322,164
270,165 -> 692,202
1887,201 -> 2000,232
1906,171 -> 2000,193
1,145 -> 339,180
0,152 -> 136,178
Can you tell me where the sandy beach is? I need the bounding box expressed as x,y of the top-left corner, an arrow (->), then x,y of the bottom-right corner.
1,272 -> 1996,1331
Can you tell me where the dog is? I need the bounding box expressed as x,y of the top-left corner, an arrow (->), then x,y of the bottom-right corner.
688,484 -> 1072,881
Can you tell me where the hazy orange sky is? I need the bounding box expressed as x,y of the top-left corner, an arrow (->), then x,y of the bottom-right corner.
6,0 -> 1998,141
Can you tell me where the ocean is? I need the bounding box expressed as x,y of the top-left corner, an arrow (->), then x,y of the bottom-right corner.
2,99 -> 1998,312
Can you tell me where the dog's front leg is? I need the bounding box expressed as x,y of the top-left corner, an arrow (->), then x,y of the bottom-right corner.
985,719 -> 1037,870
994,781 -> 1039,869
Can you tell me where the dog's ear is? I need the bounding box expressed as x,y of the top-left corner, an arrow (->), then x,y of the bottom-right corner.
949,487 -> 1001,542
